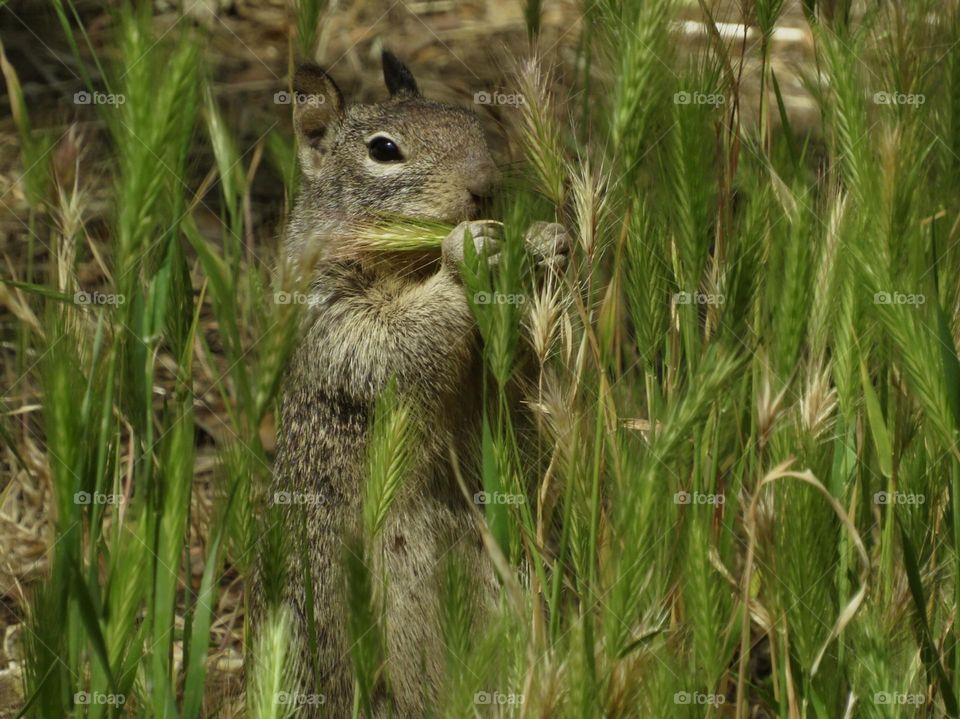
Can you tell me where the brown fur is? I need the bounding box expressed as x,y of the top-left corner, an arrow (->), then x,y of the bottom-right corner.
257,52 -> 499,718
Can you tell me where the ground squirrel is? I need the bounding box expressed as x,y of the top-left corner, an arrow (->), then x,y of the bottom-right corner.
258,51 -> 568,717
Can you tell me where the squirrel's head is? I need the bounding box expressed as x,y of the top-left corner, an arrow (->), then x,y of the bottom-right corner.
290,51 -> 499,226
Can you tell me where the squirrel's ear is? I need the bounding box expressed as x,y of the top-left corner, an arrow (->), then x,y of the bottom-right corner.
382,50 -> 419,98
292,64 -> 345,153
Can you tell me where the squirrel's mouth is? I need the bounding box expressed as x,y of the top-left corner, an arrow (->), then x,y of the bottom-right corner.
447,191 -> 495,223
469,192 -> 495,219
428,191 -> 497,225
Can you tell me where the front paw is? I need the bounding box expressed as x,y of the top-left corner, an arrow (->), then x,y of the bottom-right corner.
524,221 -> 570,271
442,220 -> 502,270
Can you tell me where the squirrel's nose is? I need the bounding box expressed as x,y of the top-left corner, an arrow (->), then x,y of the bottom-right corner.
466,160 -> 501,200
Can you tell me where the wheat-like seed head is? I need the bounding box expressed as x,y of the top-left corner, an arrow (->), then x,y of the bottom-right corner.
799,361 -> 839,439
352,217 -> 459,252
571,158 -> 608,260
246,606 -> 304,719
514,54 -> 567,207
756,361 -> 789,446
524,277 -> 567,366
525,367 -> 576,448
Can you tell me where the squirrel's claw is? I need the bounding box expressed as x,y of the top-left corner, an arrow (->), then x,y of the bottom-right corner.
442,220 -> 502,269
524,221 -> 570,271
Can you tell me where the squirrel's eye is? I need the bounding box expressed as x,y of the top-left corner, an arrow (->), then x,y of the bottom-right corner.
367,136 -> 404,163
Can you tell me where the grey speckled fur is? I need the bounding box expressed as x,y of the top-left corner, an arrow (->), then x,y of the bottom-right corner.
256,52 -> 501,718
